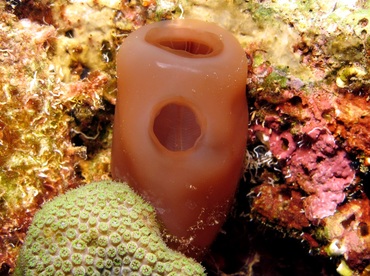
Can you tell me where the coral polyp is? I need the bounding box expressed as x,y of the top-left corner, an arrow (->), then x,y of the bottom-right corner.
15,181 -> 205,275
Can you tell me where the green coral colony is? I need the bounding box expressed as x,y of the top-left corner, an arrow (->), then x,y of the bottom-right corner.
15,181 -> 205,275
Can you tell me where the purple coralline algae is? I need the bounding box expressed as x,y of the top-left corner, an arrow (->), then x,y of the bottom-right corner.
284,130 -> 355,221
251,123 -> 355,222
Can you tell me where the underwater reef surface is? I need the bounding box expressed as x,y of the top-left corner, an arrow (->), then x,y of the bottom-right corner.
1,0 -> 370,275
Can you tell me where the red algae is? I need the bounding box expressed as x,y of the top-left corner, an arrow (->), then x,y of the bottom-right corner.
251,184 -> 310,230
334,92 -> 370,157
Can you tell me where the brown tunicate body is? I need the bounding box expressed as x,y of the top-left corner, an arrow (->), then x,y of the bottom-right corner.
111,19 -> 248,258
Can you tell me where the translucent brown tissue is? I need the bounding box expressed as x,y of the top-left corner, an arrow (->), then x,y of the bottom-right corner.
111,19 -> 248,259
